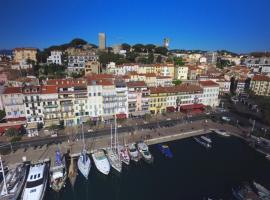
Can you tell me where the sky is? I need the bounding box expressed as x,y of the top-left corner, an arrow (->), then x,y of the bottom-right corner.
1,0 -> 270,53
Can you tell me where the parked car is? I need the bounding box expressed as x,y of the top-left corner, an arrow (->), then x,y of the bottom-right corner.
221,116 -> 231,122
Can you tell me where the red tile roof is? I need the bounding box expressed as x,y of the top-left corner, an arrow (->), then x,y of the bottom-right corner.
149,83 -> 202,94
87,79 -> 114,86
126,81 -> 146,87
47,78 -> 86,87
199,80 -> 219,87
252,75 -> 270,82
41,85 -> 57,94
3,87 -> 22,94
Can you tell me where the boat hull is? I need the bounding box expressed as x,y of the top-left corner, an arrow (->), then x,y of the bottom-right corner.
77,154 -> 91,179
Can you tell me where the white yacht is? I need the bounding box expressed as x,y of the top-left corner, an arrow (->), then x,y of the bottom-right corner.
128,143 -> 140,162
200,135 -> 212,143
92,150 -> 110,175
106,148 -> 122,173
137,142 -> 153,163
77,150 -> 91,180
77,121 -> 91,180
21,161 -> 49,200
214,129 -> 230,137
0,161 -> 27,200
50,149 -> 67,192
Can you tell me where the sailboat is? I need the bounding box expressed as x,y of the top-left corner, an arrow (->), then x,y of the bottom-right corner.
77,121 -> 91,180
68,156 -> 77,188
106,119 -> 122,173
119,138 -> 130,165
50,148 -> 67,192
0,157 -> 27,200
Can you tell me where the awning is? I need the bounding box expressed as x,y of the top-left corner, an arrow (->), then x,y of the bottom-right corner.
6,117 -> 26,122
102,115 -> 115,120
180,104 -> 205,110
116,113 -> 127,119
166,106 -> 175,112
131,111 -> 149,116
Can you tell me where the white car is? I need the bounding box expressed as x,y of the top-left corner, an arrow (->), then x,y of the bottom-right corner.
221,116 -> 230,122
87,129 -> 94,133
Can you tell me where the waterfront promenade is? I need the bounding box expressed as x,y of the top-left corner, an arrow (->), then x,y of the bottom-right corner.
2,119 -> 248,166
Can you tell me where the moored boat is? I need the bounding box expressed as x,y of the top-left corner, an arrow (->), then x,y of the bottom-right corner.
128,143 -> 140,162
91,150 -> 110,175
157,144 -> 173,158
232,183 -> 260,200
0,161 -> 27,200
194,137 -> 211,148
106,148 -> 122,173
21,160 -> 49,200
77,150 -> 91,180
68,156 -> 77,188
119,146 -> 130,165
253,181 -> 270,198
50,149 -> 67,192
214,129 -> 230,137
137,142 -> 153,163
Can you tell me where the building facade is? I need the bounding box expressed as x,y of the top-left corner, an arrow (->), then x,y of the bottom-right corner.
47,51 -> 62,65
13,48 -> 37,63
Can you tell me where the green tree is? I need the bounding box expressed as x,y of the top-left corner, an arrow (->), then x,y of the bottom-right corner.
0,110 -> 6,121
174,57 -> 185,66
147,53 -> 154,64
121,43 -> 131,52
6,128 -> 19,137
126,52 -> 138,63
156,55 -> 162,63
145,44 -> 156,53
144,113 -> 151,121
155,46 -> 168,55
69,38 -> 87,47
132,44 -> 145,52
172,79 -> 182,86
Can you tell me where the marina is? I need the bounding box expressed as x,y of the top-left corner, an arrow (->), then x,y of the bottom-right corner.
0,120 -> 269,199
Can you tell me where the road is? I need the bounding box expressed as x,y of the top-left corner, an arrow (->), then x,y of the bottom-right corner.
1,108 -> 269,154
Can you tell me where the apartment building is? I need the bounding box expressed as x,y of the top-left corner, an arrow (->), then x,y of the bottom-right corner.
199,80 -> 220,107
2,87 -> 26,121
47,51 -> 62,65
250,75 -> 270,96
126,81 -> 150,117
13,48 -> 37,63
85,61 -> 101,75
174,66 -> 188,80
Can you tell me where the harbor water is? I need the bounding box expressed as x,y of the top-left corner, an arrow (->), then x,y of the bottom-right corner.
45,133 -> 270,200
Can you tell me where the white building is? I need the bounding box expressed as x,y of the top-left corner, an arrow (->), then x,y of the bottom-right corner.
115,80 -> 128,118
216,79 -> 231,95
106,62 -> 139,75
23,86 -> 44,124
199,80 -> 220,107
2,87 -> 26,121
68,54 -> 98,72
47,51 -> 62,65
174,66 -> 188,80
87,80 -> 103,121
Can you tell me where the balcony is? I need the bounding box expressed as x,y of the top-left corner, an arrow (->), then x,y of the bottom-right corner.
44,104 -> 58,108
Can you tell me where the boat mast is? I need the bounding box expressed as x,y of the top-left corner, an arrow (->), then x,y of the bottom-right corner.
0,156 -> 8,195
110,124 -> 113,149
114,115 -> 117,151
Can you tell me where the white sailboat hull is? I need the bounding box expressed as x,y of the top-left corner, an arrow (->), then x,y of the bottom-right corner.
77,154 -> 91,179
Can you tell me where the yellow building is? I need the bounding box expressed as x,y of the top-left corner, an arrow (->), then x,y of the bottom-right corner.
149,84 -> 203,114
13,48 -> 37,63
174,66 -> 188,80
138,63 -> 174,77
250,75 -> 270,96
85,61 -> 101,75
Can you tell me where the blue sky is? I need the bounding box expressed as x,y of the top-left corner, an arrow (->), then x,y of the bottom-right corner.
1,0 -> 270,53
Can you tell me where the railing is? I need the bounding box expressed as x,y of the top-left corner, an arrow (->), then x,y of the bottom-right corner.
44,104 -> 58,108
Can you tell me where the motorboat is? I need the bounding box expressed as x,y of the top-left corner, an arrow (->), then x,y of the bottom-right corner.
128,143 -> 140,162
68,156 -> 77,188
50,149 -> 67,192
253,181 -> 270,198
157,144 -> 173,158
194,137 -> 211,148
214,129 -> 230,137
21,161 -> 49,200
137,142 -> 153,163
91,150 -> 110,175
119,146 -> 130,165
200,135 -> 212,143
232,183 -> 260,200
77,150 -> 91,180
0,160 -> 27,200
106,148 -> 122,173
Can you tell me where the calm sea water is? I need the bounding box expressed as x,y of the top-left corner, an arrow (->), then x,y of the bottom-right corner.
45,133 -> 270,200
